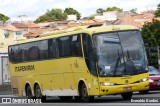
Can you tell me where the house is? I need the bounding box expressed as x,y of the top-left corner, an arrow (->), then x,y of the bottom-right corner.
24,29 -> 52,39
117,11 -> 138,19
0,27 -> 24,52
12,23 -> 40,32
37,22 -> 56,29
112,18 -> 142,28
103,11 -> 118,21
9,15 -> 34,23
104,10 -> 159,28
78,19 -> 104,26
67,15 -> 77,21
94,11 -> 118,21
54,20 -> 75,26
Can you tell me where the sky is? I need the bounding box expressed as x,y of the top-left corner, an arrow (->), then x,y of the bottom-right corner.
0,0 -> 159,19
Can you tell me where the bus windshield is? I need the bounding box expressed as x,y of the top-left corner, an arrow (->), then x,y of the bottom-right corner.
94,30 -> 148,77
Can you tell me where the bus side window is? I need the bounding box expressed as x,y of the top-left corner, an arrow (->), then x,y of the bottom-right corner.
48,39 -> 58,58
57,36 -> 71,57
14,46 -> 19,62
18,45 -> 24,62
18,44 -> 28,62
71,35 -> 82,57
28,42 -> 39,61
8,46 -> 14,62
38,40 -> 48,59
82,34 -> 97,76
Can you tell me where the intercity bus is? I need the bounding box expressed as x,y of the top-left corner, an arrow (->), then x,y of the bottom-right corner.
8,25 -> 149,102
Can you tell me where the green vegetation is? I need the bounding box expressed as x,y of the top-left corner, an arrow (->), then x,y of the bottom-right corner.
96,8 -> 105,15
34,7 -> 81,23
105,6 -> 123,12
64,7 -> 81,20
87,14 -> 99,20
129,8 -> 137,13
34,9 -> 67,23
154,3 -> 160,17
141,19 -> 160,47
96,6 -> 123,15
87,6 -> 123,20
141,3 -> 160,67
141,19 -> 160,68
0,13 -> 10,22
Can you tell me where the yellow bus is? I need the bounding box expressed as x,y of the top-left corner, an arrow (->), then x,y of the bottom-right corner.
8,25 -> 149,102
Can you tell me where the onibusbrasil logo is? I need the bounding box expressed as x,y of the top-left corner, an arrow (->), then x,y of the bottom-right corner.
1,98 -> 42,104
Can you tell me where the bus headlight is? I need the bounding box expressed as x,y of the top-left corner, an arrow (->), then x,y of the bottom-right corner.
149,79 -> 154,82
139,78 -> 149,82
100,82 -> 114,86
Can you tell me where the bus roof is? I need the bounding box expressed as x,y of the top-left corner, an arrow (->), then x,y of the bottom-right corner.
10,25 -> 138,46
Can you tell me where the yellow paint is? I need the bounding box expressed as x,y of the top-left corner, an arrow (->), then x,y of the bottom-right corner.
9,25 -> 149,97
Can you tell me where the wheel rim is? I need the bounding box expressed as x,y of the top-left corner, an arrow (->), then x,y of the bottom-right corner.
82,87 -> 87,97
81,84 -> 88,99
27,87 -> 32,98
35,86 -> 42,98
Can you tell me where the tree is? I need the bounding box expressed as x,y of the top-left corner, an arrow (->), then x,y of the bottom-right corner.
34,9 -> 67,23
87,14 -> 99,20
0,13 -> 10,22
154,3 -> 160,17
64,8 -> 81,20
141,19 -> 160,47
141,19 -> 160,68
105,6 -> 123,12
96,8 -> 105,15
130,8 -> 137,13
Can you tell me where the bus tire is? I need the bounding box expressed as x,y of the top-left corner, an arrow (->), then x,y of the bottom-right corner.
59,96 -> 73,101
34,84 -> 46,102
80,83 -> 94,102
26,86 -> 33,99
121,92 -> 133,100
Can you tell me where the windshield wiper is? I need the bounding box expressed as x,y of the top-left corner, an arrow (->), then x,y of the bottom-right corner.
125,50 -> 137,71
113,50 -> 125,75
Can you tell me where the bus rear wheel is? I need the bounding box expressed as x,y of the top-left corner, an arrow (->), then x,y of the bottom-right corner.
121,92 -> 133,100
26,86 -> 33,99
34,84 -> 46,102
80,83 -> 94,102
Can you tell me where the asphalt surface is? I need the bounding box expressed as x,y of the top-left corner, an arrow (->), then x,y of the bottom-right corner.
0,91 -> 160,106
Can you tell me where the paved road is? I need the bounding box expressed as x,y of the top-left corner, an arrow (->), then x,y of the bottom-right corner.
0,91 -> 160,106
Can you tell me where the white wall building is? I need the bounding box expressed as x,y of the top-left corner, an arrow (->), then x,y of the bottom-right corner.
0,53 -> 10,85
67,15 -> 77,21
9,15 -> 35,23
95,16 -> 105,20
103,11 -> 118,21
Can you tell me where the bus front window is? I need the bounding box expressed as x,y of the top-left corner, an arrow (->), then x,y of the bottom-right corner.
94,30 -> 148,77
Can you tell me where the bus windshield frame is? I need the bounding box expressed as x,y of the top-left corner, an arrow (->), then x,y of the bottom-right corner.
93,30 -> 148,77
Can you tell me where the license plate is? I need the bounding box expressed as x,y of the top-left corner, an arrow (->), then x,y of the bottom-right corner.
123,86 -> 132,91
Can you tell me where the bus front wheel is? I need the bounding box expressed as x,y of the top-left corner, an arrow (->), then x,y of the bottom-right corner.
121,92 -> 133,100
80,83 -> 94,102
34,84 -> 46,102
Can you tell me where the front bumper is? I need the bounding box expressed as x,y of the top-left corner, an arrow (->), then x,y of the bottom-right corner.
100,81 -> 149,95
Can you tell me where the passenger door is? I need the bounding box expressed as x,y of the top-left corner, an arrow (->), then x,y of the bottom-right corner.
82,33 -> 100,95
